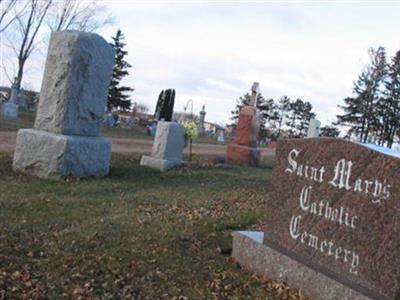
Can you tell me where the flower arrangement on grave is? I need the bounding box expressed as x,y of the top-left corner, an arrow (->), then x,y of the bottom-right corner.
182,120 -> 198,160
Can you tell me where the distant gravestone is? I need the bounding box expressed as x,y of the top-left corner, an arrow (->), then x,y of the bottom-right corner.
307,118 -> 321,138
13,31 -> 114,180
226,82 -> 261,166
198,105 -> 206,135
233,138 -> 400,300
140,121 -> 185,171
1,102 -> 18,119
1,82 -> 18,119
9,82 -> 19,104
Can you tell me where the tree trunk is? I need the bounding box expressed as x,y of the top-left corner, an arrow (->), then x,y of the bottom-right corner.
15,57 -> 26,90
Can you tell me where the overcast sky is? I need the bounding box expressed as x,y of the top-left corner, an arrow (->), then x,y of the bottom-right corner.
2,1 -> 400,126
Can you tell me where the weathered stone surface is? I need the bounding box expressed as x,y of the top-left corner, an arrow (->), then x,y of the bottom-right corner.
13,129 -> 111,179
263,138 -> 400,300
232,231 -> 371,300
140,121 -> 185,171
1,102 -> 18,119
34,31 -> 114,137
234,106 -> 259,147
151,121 -> 185,160
227,105 -> 260,166
13,31 -> 113,180
226,143 -> 260,166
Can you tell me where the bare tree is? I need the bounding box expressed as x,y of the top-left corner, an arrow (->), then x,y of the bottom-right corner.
2,0 -> 112,90
46,0 -> 112,32
0,0 -> 20,32
135,102 -> 150,114
7,0 -> 52,90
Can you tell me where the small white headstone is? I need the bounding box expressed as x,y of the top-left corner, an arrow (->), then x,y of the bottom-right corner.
307,118 -> 321,138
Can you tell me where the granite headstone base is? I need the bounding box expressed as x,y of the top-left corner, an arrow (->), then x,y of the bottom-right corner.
226,143 -> 260,166
13,129 -> 111,180
1,102 -> 18,119
140,155 -> 184,171
232,231 -> 372,300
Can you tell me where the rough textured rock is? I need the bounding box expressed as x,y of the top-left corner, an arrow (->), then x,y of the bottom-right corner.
34,31 -> 114,137
13,31 -> 114,180
234,106 -> 259,147
13,129 -> 111,180
140,121 -> 185,171
152,121 -> 185,160
227,106 -> 260,166
263,138 -> 400,300
226,144 -> 260,166
232,231 -> 372,300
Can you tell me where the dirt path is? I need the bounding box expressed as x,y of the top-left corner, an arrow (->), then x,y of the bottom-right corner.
0,131 -> 275,156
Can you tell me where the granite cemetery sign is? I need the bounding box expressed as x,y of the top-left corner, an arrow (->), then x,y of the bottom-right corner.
233,138 -> 400,300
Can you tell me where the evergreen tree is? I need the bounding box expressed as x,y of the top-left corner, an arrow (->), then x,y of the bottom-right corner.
107,29 -> 133,111
285,99 -> 315,138
320,125 -> 340,138
230,92 -> 274,139
296,101 -> 315,137
382,50 -> 400,147
230,92 -> 265,122
337,47 -> 387,143
275,96 -> 291,137
286,99 -> 299,137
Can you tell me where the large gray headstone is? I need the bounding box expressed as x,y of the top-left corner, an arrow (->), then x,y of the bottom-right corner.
13,31 -> 114,179
34,31 -> 114,137
140,121 -> 185,171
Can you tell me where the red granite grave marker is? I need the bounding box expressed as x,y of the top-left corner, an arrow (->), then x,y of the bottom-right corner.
264,138 -> 400,300
226,82 -> 261,166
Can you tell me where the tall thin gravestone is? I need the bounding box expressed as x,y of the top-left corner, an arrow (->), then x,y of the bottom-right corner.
198,105 -> 206,135
13,31 -> 114,179
226,82 -> 261,166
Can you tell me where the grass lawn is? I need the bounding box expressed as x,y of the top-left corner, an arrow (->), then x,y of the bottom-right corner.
0,153 -> 302,299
